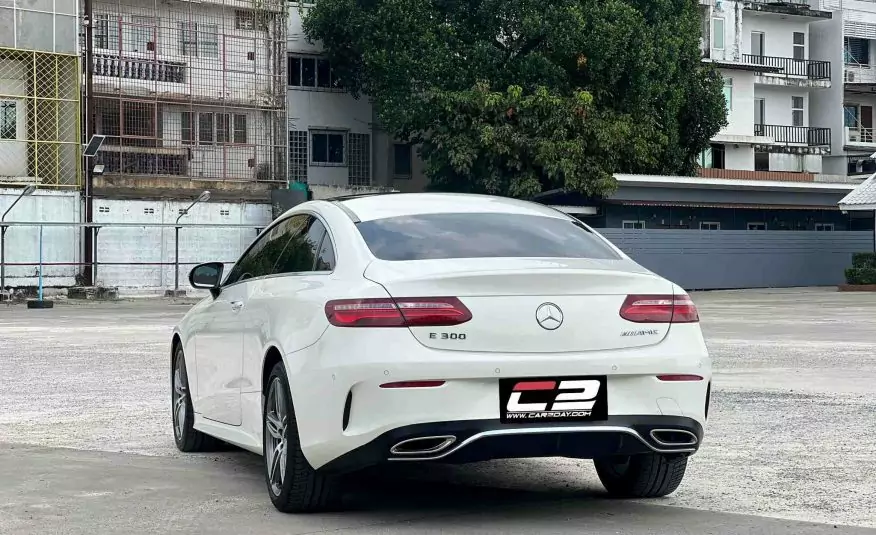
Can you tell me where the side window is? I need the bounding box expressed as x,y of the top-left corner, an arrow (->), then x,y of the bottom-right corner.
315,231 -> 335,271
274,216 -> 325,274
224,216 -> 304,285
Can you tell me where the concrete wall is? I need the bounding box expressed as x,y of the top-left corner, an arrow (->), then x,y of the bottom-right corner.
599,229 -> 872,290
1,191 -> 272,294
0,188 -> 81,288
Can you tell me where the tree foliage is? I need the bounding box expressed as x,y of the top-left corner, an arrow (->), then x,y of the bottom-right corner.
303,0 -> 727,197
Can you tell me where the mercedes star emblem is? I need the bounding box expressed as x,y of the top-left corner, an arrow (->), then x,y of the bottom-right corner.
535,303 -> 564,331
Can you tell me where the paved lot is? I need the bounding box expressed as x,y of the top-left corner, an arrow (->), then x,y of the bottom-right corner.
1,289 -> 875,533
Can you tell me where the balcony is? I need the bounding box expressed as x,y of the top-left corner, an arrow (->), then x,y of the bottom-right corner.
93,53 -> 186,84
755,124 -> 831,147
845,127 -> 876,147
742,0 -> 832,19
741,54 -> 831,83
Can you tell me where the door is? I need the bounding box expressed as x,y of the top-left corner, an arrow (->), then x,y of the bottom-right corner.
755,98 -> 766,136
193,283 -> 247,426
751,31 -> 765,63
194,221 -> 291,425
862,105 -> 873,142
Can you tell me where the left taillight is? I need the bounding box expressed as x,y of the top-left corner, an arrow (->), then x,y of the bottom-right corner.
324,297 -> 473,328
619,294 -> 699,324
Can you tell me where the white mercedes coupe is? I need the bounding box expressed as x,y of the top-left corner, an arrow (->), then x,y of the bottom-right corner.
171,192 -> 711,513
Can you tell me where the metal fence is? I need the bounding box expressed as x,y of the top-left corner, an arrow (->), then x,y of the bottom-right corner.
1,223 -> 872,294
600,229 -> 873,290
0,221 -> 264,294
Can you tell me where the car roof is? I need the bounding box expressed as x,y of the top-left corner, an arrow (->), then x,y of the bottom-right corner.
335,192 -> 572,223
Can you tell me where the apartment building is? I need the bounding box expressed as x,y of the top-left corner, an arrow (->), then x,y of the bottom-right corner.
89,0 -> 288,196
0,0 -> 80,187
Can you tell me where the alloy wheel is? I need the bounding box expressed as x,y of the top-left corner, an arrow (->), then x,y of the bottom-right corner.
265,378 -> 288,497
172,356 -> 188,439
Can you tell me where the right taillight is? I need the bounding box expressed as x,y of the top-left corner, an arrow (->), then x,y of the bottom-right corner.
325,297 -> 473,327
619,294 -> 699,324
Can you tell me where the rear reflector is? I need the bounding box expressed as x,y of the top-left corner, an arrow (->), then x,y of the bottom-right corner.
619,294 -> 699,324
656,374 -> 704,382
325,297 -> 472,327
380,381 -> 446,389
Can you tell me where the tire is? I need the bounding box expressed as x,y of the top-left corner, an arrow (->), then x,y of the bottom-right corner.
172,344 -> 218,452
593,452 -> 688,498
264,361 -> 342,513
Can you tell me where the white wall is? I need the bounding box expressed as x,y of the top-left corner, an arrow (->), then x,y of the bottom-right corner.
725,144 -> 755,169
720,69 -> 756,136
756,86 -> 810,127
1,190 -> 273,293
92,198 -> 271,293
742,13 -> 811,59
0,188 -> 80,288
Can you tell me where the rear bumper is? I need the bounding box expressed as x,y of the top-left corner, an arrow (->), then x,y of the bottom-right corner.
320,415 -> 703,475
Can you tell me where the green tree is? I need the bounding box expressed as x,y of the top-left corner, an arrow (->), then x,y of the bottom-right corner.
303,0 -> 726,198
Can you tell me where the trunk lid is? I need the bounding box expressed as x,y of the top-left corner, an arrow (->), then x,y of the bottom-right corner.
363,258 -> 674,353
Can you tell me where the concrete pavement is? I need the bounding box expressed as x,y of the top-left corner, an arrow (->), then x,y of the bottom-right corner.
1,289 -> 875,532
0,443 -> 872,535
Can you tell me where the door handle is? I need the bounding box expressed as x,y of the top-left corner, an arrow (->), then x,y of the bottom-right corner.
230,301 -> 244,313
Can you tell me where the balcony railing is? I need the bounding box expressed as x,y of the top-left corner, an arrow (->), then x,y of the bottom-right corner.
742,54 -> 831,80
755,124 -> 831,146
93,53 -> 186,84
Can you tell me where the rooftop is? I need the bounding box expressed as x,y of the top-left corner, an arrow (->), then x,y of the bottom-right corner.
838,173 -> 876,211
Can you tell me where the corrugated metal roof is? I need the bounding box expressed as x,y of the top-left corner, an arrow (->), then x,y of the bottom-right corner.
838,174 -> 876,210
616,200 -> 839,211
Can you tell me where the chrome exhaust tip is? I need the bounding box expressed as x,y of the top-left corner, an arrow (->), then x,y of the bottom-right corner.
389,435 -> 457,456
649,429 -> 698,447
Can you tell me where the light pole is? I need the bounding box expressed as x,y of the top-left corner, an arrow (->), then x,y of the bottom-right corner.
172,190 -> 211,296
1,185 -> 37,300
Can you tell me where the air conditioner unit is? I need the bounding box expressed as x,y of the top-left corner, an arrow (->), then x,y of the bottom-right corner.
848,127 -> 860,142
847,70 -> 856,82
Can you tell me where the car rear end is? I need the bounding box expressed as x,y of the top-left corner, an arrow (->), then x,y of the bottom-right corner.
289,197 -> 711,476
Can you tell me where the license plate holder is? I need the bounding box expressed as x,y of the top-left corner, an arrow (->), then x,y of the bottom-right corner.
499,376 -> 608,424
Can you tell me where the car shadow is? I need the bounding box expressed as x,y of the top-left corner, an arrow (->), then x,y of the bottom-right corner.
215,449 -> 607,514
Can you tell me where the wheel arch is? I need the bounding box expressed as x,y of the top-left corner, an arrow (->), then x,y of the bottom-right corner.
171,333 -> 182,369
262,346 -> 284,395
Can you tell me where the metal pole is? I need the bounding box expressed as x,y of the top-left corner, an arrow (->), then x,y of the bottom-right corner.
94,227 -> 100,284
0,226 -> 6,299
82,0 -> 95,286
174,226 -> 180,293
38,225 -> 43,301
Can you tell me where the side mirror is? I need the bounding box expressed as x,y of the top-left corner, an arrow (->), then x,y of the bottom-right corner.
189,262 -> 224,297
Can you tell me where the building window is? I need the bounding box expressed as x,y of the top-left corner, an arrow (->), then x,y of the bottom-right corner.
747,222 -> 767,231
699,143 -> 725,169
792,96 -> 804,127
179,23 -> 218,58
349,133 -> 371,186
700,222 -> 720,231
622,221 -> 646,230
755,151 -> 770,171
220,209 -> 230,216
198,113 -> 214,145
183,112 -> 247,145
144,208 -> 155,215
845,37 -> 870,65
0,102 -> 16,140
311,130 -> 345,165
289,130 -> 308,182
815,223 -> 834,231
845,105 -> 859,128
93,14 -> 119,50
233,115 -> 247,144
793,32 -> 805,61
722,78 -> 732,114
235,10 -> 256,30
98,206 -> 110,213
393,143 -> 412,178
288,55 -> 340,88
712,18 -> 725,50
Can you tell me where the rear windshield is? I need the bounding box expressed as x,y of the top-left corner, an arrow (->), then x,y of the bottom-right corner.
355,212 -> 621,261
